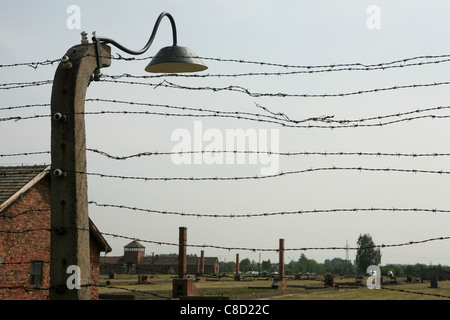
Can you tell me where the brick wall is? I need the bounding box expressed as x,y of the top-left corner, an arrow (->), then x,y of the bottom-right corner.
0,177 -> 51,300
0,176 -> 102,300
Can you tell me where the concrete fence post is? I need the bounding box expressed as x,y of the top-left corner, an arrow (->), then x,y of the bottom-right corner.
50,42 -> 111,300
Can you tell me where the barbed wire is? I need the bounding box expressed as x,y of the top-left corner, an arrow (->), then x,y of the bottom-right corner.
0,208 -> 49,219
2,52 -> 450,300
100,79 -> 450,98
101,57 -> 450,79
255,103 -> 450,125
2,53 -> 449,71
1,225 -> 449,252
0,261 -> 49,266
86,98 -> 450,126
0,227 -> 50,234
85,148 -> 450,161
0,151 -> 50,158
4,98 -> 450,126
4,148 -> 450,161
2,77 -> 449,100
0,282 -> 172,299
0,103 -> 50,112
88,201 -> 450,219
0,114 -> 49,122
4,167 -> 450,182
2,281 -> 449,300
0,285 -> 50,292
1,279 -> 448,300
4,203 -> 450,221
0,80 -> 53,90
0,59 -> 59,69
85,98 -> 332,125
3,98 -> 450,130
3,109 -> 450,129
380,286 -> 450,299
74,166 -> 450,182
91,230 -> 450,252
101,284 -> 172,300
170,54 -> 450,70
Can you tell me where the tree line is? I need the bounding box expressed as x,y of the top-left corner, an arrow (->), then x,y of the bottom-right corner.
219,234 -> 448,277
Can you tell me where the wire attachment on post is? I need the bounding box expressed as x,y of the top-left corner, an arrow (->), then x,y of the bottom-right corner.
92,31 -> 102,81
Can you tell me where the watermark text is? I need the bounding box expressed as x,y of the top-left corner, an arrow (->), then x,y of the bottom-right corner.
171,121 -> 280,176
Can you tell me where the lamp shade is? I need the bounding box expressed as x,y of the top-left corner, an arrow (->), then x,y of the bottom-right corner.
145,45 -> 208,73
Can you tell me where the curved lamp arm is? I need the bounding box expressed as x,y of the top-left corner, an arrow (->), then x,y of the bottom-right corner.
90,11 -> 206,76
93,11 -> 178,56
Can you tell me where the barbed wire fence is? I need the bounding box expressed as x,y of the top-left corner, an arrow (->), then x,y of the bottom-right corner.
1,53 -> 450,299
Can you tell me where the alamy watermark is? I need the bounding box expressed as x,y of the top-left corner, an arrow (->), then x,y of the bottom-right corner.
366,5 -> 381,30
66,265 -> 81,289
366,265 -> 381,289
66,5 -> 81,30
171,121 -> 280,176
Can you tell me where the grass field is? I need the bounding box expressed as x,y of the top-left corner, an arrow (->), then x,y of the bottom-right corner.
98,274 -> 450,300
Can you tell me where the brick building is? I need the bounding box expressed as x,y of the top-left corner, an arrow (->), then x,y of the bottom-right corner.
100,240 -> 220,275
0,165 -> 111,300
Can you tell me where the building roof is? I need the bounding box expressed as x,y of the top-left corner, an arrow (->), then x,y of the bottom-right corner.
0,165 -> 50,211
100,256 -> 125,265
0,164 -> 112,253
124,240 -> 145,249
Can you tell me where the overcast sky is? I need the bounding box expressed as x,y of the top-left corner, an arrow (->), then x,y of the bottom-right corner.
1,1 -> 450,267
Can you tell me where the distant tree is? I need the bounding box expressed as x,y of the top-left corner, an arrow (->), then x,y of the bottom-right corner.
355,234 -> 381,274
261,259 -> 272,270
238,258 -> 258,272
292,254 -> 325,275
240,258 -> 251,270
324,258 -> 354,275
219,261 -> 236,273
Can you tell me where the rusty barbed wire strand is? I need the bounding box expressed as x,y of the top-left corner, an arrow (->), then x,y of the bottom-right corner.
0,281 -> 171,299
88,229 -> 450,252
0,80 -> 53,90
380,286 -> 450,299
0,114 -> 50,122
0,227 -> 51,234
88,201 -> 450,219
4,203 -> 450,220
72,166 -> 450,182
2,76 -> 449,100
170,54 -> 450,70
85,148 -> 450,160
2,53 -> 449,71
4,98 -> 450,129
99,79 -> 450,98
0,59 -> 59,69
3,108 -> 450,129
0,151 -> 50,158
1,280 -> 449,300
7,148 -> 450,160
101,56 -> 450,78
4,98 -> 450,126
0,261 -> 50,265
4,167 -> 450,182
0,103 -> 50,112
1,226 -> 449,252
0,285 -> 51,292
98,283 -> 173,300
0,208 -> 49,219
86,98 -> 450,126
85,98 -> 333,124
